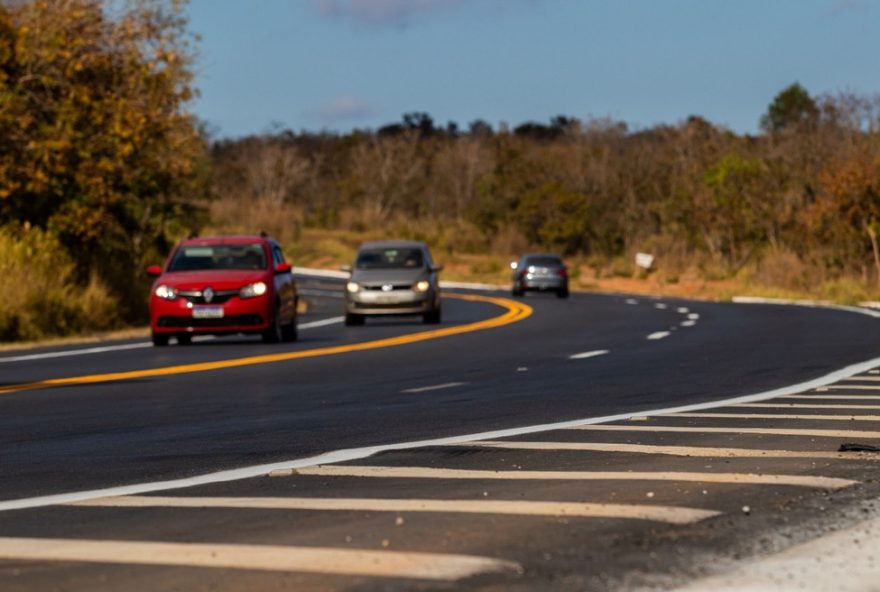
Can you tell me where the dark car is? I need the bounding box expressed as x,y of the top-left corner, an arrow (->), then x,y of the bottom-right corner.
511,253 -> 569,298
147,235 -> 298,346
343,240 -> 443,325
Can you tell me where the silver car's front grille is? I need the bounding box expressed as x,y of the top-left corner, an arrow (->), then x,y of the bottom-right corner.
362,284 -> 412,291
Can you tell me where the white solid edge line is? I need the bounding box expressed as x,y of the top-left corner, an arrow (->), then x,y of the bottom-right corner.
569,350 -> 609,360
4,354 -> 880,511
75,495 -> 720,525
0,342 -> 152,363
401,382 -> 467,394
647,331 -> 671,340
732,296 -> 880,319
0,317 -> 345,363
0,537 -> 519,581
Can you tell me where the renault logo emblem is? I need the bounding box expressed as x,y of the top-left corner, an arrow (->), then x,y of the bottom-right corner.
203,287 -> 215,303
381,284 -> 393,292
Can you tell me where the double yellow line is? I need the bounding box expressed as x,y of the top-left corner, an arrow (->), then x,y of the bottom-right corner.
0,293 -> 532,396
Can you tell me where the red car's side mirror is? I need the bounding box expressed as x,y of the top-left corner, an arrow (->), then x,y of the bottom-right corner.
146,265 -> 162,277
275,262 -> 292,275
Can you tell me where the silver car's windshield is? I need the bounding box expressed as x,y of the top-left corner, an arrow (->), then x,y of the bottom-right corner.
356,248 -> 424,270
524,256 -> 563,267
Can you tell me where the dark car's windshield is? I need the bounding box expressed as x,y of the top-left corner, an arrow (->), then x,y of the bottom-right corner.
356,248 -> 424,270
168,244 -> 267,271
524,255 -> 563,267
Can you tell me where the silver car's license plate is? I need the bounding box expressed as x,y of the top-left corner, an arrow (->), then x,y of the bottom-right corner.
192,305 -> 224,319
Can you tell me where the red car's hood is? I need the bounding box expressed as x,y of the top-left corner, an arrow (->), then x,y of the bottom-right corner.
157,270 -> 268,290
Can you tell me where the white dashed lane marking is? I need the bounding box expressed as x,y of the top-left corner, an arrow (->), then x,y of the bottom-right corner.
827,385 -> 880,391
647,331 -> 671,340
294,466 -> 856,489
74,496 -> 719,525
573,425 -> 880,438
0,537 -> 518,581
464,441 -> 879,460
401,382 -> 467,394
569,350 -> 609,360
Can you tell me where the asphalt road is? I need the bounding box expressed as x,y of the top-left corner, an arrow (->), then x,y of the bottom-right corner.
2,274 -> 880,590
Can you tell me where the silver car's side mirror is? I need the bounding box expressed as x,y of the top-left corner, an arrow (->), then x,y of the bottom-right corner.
430,264 -> 444,273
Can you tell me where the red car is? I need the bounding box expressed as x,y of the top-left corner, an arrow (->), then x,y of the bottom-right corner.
147,235 -> 298,346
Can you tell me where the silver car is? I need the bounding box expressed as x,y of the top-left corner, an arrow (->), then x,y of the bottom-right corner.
344,240 -> 443,325
511,253 -> 569,298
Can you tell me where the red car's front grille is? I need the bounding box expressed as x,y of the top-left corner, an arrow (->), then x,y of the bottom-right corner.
157,315 -> 263,328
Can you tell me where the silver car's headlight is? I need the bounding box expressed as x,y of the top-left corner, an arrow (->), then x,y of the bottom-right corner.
346,281 -> 360,293
154,285 -> 178,300
413,280 -> 430,292
240,281 -> 268,299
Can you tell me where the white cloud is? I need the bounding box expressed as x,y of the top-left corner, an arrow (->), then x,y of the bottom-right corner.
309,95 -> 375,124
311,0 -> 467,27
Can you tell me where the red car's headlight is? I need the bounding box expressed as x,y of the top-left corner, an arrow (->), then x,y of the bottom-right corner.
239,281 -> 268,299
154,285 -> 178,300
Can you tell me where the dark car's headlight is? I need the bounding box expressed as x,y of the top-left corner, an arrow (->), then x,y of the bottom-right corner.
154,285 -> 178,300
240,281 -> 268,299
413,280 -> 430,292
346,281 -> 360,293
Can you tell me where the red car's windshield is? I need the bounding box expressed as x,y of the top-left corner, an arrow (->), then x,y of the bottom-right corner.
168,243 -> 267,271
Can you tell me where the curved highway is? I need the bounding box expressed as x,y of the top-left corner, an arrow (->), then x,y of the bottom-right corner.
2,274 -> 880,590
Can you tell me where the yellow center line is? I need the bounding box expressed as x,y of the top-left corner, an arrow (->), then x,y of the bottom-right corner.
0,294 -> 532,396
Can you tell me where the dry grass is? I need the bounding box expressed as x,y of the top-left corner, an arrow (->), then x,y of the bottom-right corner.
0,227 -> 119,342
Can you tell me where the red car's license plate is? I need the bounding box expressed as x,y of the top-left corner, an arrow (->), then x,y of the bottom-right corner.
192,305 -> 224,319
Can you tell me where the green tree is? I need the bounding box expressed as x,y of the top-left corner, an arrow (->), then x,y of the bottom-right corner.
760,83 -> 818,133
0,0 -> 208,319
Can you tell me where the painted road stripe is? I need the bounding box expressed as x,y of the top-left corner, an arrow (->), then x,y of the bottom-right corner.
677,307 -> 690,314
655,303 -> 668,309
573,425 -> 880,438
734,402 -> 880,410
294,466 -> 855,489
647,331 -> 671,340
0,294 -> 531,396
75,496 -> 719,525
5,355 -> 880,513
0,316 -> 346,364
0,342 -> 152,363
402,382 -> 467,394
681,320 -> 697,327
299,316 -> 346,328
673,412 -> 880,421
466,441 -> 878,460
827,385 -> 880,391
569,350 -> 609,360
779,394 -> 880,401
841,376 -> 880,382
688,313 -> 700,320
0,537 -> 518,581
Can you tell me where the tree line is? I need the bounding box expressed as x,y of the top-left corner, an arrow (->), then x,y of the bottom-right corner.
213,85 -> 880,290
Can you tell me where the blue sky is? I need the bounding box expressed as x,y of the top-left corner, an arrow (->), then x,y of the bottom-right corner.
186,0 -> 880,138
